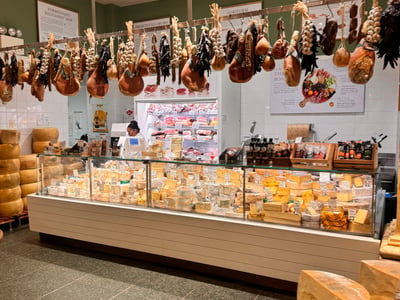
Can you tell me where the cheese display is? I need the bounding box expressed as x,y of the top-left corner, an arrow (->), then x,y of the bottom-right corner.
360,259 -> 400,299
297,270 -> 370,299
0,159 -> 20,174
19,154 -> 38,170
0,129 -> 20,144
31,127 -> 59,142
0,199 -> 24,217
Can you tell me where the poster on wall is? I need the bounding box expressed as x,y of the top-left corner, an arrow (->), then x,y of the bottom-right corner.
269,57 -> 365,114
220,1 -> 262,41
36,0 -> 79,47
92,104 -> 108,133
307,0 -> 359,39
133,17 -> 170,55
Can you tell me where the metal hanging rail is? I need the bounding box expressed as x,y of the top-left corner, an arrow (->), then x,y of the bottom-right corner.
0,0 -> 344,53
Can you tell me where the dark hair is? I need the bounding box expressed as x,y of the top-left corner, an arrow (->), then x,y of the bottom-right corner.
127,120 -> 140,132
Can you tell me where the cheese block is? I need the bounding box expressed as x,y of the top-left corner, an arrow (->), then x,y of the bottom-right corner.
19,169 -> 39,184
0,144 -> 20,159
318,195 -> 331,202
32,127 -> 59,142
277,187 -> 290,196
0,186 -> 22,203
297,270 -> 370,300
286,180 -> 312,190
354,209 -> 369,224
263,202 -> 282,212
0,198 -> 24,217
337,191 -> 353,202
0,159 -> 20,174
0,129 -> 20,144
353,176 -> 364,188
288,173 -> 311,184
290,188 -> 312,197
360,259 -> 400,300
42,164 -> 64,180
0,172 -> 20,189
348,222 -> 372,234
19,154 -> 38,170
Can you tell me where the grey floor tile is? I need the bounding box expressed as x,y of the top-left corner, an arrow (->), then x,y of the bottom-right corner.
0,254 -> 49,283
91,262 -> 155,285
0,264 -> 85,300
184,282 -> 257,300
112,285 -> 182,300
40,273 -> 131,300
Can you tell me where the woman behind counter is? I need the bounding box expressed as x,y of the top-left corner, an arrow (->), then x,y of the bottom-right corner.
119,120 -> 146,158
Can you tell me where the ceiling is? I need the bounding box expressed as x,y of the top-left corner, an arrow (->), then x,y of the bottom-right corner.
95,0 -> 157,7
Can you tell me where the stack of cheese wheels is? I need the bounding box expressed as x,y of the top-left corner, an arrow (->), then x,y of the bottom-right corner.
31,127 -> 60,154
0,130 -> 23,217
19,154 -> 41,210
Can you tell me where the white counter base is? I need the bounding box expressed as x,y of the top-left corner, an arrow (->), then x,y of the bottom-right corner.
28,194 -> 381,283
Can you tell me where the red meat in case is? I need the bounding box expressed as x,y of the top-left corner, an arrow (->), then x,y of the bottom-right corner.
176,88 -> 186,95
144,84 -> 158,94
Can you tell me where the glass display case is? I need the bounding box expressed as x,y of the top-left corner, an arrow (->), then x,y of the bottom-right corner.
37,153 -> 381,237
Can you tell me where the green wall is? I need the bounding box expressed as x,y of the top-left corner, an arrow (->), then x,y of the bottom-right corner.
0,0 -> 382,46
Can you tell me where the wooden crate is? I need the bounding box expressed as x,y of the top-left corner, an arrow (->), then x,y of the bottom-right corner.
290,143 -> 334,170
333,143 -> 378,171
272,157 -> 292,167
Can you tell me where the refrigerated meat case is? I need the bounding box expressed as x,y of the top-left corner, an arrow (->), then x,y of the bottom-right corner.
28,154 -> 382,284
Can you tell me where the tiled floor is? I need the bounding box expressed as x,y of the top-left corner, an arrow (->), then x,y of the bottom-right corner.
0,227 -> 296,300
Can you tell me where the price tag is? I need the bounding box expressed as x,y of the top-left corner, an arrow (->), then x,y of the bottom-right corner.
295,137 -> 303,143
224,172 -> 230,182
319,172 -> 330,183
73,169 -> 79,177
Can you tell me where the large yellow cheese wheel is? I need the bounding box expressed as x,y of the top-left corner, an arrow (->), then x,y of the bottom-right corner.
0,186 -> 22,203
0,172 -> 20,189
0,159 -> 20,174
43,164 -> 64,180
21,182 -> 41,197
20,169 -> 39,184
0,144 -> 20,159
32,141 -> 61,154
32,127 -> 59,142
0,129 -> 20,144
19,154 -> 38,170
0,198 -> 24,217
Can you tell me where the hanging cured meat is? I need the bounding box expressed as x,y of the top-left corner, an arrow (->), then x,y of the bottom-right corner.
86,30 -> 111,98
209,3 -> 225,71
159,32 -> 171,81
228,29 -> 254,83
261,17 -> 275,72
107,36 -> 118,80
320,15 -> 338,55
248,20 -> 263,74
53,55 -> 80,96
223,30 -> 239,64
17,58 -> 24,88
137,33 -> 151,77
333,3 -> 350,67
294,1 -> 320,75
51,49 -> 62,84
271,18 -> 288,59
0,55 -> 13,103
348,3 -> 359,44
118,21 -> 144,96
377,0 -> 400,69
283,30 -> 301,87
149,33 -> 161,85
195,25 -> 212,77
181,26 -> 208,92
348,0 -> 382,84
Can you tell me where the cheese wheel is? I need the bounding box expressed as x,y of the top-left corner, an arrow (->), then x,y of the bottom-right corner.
20,182 -> 41,197
0,198 -> 24,217
0,172 -> 20,189
19,154 -> 38,170
0,129 -> 20,144
22,196 -> 27,210
0,186 -> 22,203
32,127 -> 59,142
297,270 -> 370,300
0,159 -> 20,174
19,169 -> 39,184
0,144 -> 20,159
32,141 -> 61,154
43,164 -> 64,180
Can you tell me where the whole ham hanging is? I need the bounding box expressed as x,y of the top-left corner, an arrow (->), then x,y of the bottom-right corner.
271,18 -> 288,59
107,36 -> 118,80
137,33 -> 150,77
181,25 -> 211,92
320,15 -> 338,55
223,30 -> 239,64
377,0 -> 400,69
261,17 -> 275,72
283,30 -> 301,87
118,20 -> 144,96
209,3 -> 225,71
228,28 -> 254,83
348,0 -> 382,84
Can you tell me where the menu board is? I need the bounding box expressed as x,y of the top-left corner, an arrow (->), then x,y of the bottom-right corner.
269,57 -> 365,114
37,0 -> 79,45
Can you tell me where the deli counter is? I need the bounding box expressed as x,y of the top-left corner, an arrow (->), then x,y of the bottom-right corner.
27,154 -> 382,283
